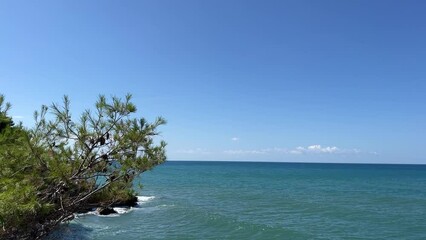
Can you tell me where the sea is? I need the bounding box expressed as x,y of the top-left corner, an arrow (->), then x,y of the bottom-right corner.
50,161 -> 426,239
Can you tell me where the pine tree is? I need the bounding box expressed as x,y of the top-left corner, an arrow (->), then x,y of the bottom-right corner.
0,94 -> 167,239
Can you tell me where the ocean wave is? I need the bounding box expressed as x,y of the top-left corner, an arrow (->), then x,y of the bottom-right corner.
112,207 -> 133,215
75,196 -> 156,218
74,211 -> 97,217
137,195 -> 155,203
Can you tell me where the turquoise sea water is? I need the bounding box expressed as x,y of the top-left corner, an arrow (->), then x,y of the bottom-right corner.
53,161 -> 426,239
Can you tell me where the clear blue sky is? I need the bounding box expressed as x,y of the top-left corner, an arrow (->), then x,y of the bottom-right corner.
1,0 -> 425,163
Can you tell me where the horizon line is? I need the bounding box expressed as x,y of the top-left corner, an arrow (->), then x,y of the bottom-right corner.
165,159 -> 426,166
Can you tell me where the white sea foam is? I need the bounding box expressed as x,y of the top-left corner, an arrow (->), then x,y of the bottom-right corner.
137,196 -> 155,204
113,207 -> 133,215
74,211 -> 97,218
74,196 -> 156,218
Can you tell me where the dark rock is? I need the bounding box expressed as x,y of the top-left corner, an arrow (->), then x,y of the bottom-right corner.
75,195 -> 138,215
111,195 -> 138,208
96,207 -> 117,215
127,195 -> 139,207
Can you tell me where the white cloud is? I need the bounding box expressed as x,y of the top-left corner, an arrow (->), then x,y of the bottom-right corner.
175,145 -> 370,158
12,115 -> 24,119
293,145 -> 340,154
224,147 -> 288,155
231,137 -> 239,141
224,149 -> 266,155
224,145 -> 364,155
176,148 -> 211,155
289,150 -> 303,155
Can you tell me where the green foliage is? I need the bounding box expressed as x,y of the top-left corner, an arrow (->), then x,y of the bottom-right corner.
0,94 -> 167,239
0,95 -> 46,236
0,95 -> 14,132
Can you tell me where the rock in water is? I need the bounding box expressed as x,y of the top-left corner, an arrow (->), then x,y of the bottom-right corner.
112,195 -> 138,208
96,207 -> 117,215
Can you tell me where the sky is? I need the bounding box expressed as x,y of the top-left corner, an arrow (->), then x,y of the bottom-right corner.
1,0 -> 425,164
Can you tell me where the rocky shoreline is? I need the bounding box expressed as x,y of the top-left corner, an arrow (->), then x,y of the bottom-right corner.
77,195 -> 139,215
